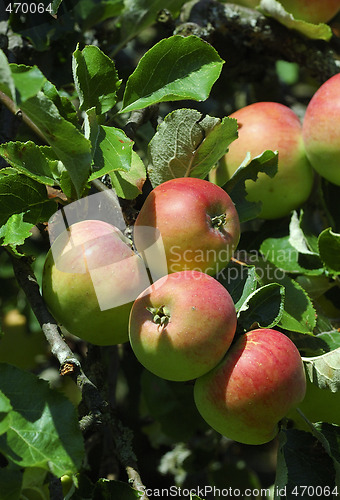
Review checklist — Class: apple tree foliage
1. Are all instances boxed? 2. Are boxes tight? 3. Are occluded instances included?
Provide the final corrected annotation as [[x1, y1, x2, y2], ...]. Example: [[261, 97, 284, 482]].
[[0, 0, 340, 498]]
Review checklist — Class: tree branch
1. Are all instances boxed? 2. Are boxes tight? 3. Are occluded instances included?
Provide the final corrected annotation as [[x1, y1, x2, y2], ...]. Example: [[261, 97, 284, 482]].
[[10, 253, 149, 499], [0, 90, 47, 143], [185, 0, 340, 82], [124, 105, 159, 141]]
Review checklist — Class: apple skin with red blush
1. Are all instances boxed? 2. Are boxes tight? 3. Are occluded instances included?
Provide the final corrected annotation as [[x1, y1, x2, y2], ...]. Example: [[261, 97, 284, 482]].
[[194, 328, 306, 445]]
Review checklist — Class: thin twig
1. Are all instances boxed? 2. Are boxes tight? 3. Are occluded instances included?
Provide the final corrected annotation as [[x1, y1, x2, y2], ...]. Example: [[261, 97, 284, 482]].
[[124, 105, 159, 141], [0, 90, 47, 143]]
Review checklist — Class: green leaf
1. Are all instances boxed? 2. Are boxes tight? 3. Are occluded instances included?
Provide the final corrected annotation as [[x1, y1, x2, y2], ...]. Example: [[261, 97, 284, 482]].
[[110, 151, 146, 199], [318, 228, 340, 274], [255, 258, 316, 334], [290, 331, 333, 358], [314, 422, 340, 486], [51, 0, 63, 14], [259, 0, 333, 41], [289, 211, 318, 256], [116, 0, 187, 54], [10, 64, 46, 103], [217, 261, 258, 311], [317, 331, 340, 352], [42, 81, 79, 127], [0, 363, 84, 477], [89, 125, 133, 179], [237, 283, 285, 331], [0, 213, 36, 254], [148, 109, 237, 187], [0, 467, 23, 500], [0, 390, 12, 436], [275, 429, 336, 499], [93, 478, 142, 499], [260, 236, 323, 276], [0, 172, 56, 228], [21, 467, 48, 493], [121, 35, 224, 113], [223, 150, 278, 223], [0, 49, 16, 101], [181, 116, 237, 179], [74, 0, 124, 30], [72, 45, 121, 115], [141, 370, 206, 441], [19, 92, 92, 198], [303, 348, 340, 392], [0, 141, 62, 186]]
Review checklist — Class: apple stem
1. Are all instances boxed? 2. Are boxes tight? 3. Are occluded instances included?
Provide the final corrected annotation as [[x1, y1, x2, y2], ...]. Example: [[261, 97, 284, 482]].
[[146, 305, 170, 328], [210, 214, 227, 229]]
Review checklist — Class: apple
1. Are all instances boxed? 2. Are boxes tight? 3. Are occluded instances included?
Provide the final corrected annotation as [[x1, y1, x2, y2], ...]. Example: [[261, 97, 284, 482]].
[[129, 270, 237, 382], [194, 328, 306, 445], [278, 0, 340, 24], [214, 102, 314, 219], [133, 177, 240, 277], [302, 73, 340, 186], [42, 220, 151, 346]]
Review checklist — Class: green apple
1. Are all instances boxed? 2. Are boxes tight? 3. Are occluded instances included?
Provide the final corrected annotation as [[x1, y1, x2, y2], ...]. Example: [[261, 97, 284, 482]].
[[194, 328, 306, 445], [129, 270, 237, 382], [42, 220, 150, 346], [303, 73, 340, 186], [215, 102, 314, 219]]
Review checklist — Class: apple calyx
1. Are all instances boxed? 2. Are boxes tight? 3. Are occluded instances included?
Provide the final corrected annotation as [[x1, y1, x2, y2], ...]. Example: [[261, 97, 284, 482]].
[[146, 305, 170, 328], [209, 213, 227, 230]]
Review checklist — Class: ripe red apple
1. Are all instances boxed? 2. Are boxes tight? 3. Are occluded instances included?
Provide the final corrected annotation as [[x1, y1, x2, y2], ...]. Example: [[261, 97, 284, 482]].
[[302, 73, 340, 186], [129, 270, 237, 382], [134, 177, 240, 277], [194, 328, 306, 445], [278, 0, 340, 24], [42, 220, 150, 345], [215, 102, 314, 219]]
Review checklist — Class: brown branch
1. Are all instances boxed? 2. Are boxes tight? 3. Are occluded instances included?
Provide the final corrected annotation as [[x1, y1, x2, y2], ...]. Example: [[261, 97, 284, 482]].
[[123, 105, 159, 141], [0, 90, 47, 143], [10, 252, 149, 499]]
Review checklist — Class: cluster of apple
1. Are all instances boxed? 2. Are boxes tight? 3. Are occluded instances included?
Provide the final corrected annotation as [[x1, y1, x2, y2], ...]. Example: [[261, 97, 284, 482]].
[[42, 177, 306, 445]]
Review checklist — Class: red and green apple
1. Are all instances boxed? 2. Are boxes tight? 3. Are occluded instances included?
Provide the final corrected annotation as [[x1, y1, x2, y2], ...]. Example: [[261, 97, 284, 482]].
[[303, 73, 340, 186], [129, 270, 237, 382], [194, 328, 306, 445], [213, 102, 314, 219], [134, 177, 240, 277], [42, 219, 150, 345]]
